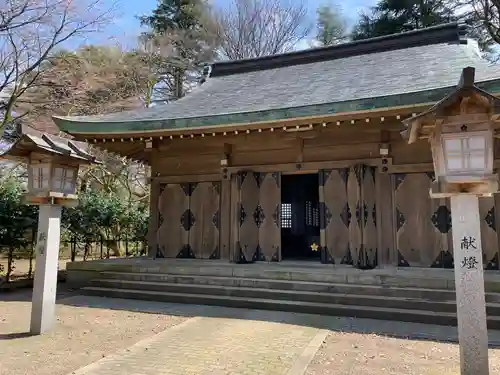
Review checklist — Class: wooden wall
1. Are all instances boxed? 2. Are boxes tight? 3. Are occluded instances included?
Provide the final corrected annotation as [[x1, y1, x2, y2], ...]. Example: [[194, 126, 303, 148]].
[[393, 172, 500, 269], [146, 122, 500, 269]]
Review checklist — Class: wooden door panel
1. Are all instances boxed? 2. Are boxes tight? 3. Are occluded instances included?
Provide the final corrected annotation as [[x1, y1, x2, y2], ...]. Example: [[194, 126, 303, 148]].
[[394, 173, 449, 267], [347, 166, 362, 266], [157, 183, 190, 258], [189, 182, 221, 259], [321, 169, 350, 264], [394, 173, 499, 269], [480, 197, 498, 270], [360, 166, 377, 268], [258, 172, 281, 261], [238, 171, 260, 262]]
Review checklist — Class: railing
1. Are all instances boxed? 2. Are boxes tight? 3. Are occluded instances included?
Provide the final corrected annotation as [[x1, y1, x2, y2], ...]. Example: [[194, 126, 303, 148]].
[[0, 235, 147, 284], [62, 236, 148, 261]]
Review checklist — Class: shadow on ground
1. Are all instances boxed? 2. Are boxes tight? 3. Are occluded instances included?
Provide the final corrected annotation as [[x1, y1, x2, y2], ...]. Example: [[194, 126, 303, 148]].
[[4, 284, 500, 347], [0, 332, 36, 340], [0, 282, 74, 302], [3, 283, 500, 347]]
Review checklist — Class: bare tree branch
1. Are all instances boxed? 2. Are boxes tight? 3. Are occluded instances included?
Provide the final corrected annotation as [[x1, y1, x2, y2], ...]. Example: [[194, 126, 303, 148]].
[[0, 0, 117, 134], [216, 0, 311, 60], [471, 0, 500, 44]]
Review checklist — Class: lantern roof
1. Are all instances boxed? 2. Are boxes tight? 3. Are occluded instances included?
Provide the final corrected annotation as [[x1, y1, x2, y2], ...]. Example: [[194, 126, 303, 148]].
[[402, 66, 500, 143], [0, 123, 98, 164]]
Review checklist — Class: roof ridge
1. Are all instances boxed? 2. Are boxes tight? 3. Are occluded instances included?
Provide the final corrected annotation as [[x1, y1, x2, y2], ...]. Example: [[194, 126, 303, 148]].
[[210, 22, 468, 77]]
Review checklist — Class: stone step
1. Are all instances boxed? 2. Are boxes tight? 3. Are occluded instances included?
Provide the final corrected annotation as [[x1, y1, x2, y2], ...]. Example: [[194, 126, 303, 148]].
[[97, 271, 500, 303], [90, 279, 500, 315], [84, 266, 455, 289], [80, 286, 500, 329]]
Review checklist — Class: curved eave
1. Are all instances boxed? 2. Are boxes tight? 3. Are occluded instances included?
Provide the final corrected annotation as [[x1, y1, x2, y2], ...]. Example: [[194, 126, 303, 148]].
[[0, 124, 99, 164], [53, 79, 500, 138]]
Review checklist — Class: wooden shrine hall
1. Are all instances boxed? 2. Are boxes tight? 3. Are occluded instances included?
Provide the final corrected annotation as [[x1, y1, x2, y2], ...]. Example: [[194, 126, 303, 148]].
[[53, 22, 500, 271]]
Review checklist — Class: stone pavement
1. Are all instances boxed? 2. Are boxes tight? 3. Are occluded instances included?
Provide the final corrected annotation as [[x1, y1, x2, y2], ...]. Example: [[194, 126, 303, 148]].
[[5, 293, 500, 375], [70, 315, 326, 375]]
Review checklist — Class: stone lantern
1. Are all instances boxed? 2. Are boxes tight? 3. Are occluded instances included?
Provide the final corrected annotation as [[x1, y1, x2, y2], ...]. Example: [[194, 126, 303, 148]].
[[26, 150, 81, 206], [404, 66, 500, 198], [0, 123, 97, 334], [402, 66, 500, 375]]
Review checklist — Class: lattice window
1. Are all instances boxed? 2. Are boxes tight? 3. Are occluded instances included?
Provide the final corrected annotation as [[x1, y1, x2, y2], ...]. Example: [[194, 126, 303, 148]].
[[31, 165, 50, 189], [305, 201, 320, 227], [305, 201, 313, 226], [443, 134, 488, 174], [312, 206, 319, 227], [52, 167, 75, 193], [281, 203, 292, 228]]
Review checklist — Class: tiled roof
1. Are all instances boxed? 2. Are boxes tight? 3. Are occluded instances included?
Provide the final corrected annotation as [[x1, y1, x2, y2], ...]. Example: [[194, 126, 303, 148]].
[[53, 22, 500, 135]]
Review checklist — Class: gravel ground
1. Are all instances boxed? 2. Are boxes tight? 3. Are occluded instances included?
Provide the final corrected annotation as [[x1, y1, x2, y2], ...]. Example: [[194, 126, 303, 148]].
[[0, 291, 187, 375], [3, 288, 500, 375], [305, 331, 500, 375]]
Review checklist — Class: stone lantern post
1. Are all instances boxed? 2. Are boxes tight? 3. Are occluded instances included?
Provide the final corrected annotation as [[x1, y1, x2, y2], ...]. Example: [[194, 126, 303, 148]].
[[403, 67, 500, 375], [0, 124, 97, 334]]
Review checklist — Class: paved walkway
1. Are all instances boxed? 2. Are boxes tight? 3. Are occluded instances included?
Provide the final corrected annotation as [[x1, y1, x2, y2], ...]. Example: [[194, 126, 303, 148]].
[[71, 316, 326, 375], [4, 292, 500, 375]]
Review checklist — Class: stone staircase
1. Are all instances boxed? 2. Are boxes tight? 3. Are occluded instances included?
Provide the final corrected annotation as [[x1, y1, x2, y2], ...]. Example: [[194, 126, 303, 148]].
[[79, 269, 500, 329]]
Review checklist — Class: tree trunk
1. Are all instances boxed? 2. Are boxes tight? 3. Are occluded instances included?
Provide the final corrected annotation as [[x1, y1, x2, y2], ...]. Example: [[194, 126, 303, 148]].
[[84, 242, 91, 261], [6, 247, 14, 282], [109, 240, 121, 257], [70, 238, 77, 262], [28, 228, 36, 279]]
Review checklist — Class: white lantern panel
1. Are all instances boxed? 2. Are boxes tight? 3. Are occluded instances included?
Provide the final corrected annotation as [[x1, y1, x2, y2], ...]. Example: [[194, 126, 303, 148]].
[[469, 152, 486, 170], [64, 180, 74, 191], [50, 166, 76, 193], [441, 130, 493, 177], [468, 135, 486, 151], [53, 167, 64, 178], [52, 167, 63, 190], [444, 138, 462, 152], [446, 155, 464, 171]]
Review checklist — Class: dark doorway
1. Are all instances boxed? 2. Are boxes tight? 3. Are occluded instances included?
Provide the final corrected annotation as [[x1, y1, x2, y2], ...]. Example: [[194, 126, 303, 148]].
[[281, 173, 320, 261]]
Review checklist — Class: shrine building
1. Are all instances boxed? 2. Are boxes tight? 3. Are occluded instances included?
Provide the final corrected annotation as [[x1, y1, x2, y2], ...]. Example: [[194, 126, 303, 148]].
[[53, 22, 500, 271]]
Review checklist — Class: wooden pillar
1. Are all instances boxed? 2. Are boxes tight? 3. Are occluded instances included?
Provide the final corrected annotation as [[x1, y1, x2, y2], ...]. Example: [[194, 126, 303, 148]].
[[375, 170, 396, 266], [318, 171, 327, 263], [229, 172, 240, 262], [147, 179, 160, 258], [219, 175, 231, 261]]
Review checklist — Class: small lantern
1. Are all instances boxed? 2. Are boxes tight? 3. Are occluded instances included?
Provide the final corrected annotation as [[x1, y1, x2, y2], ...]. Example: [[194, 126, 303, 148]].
[[0, 124, 97, 207], [28, 161, 78, 196], [403, 67, 500, 198]]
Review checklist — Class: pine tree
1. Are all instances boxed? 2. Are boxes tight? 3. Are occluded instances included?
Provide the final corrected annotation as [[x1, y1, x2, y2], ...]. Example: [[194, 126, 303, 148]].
[[139, 0, 219, 100], [351, 0, 458, 41], [316, 4, 347, 46]]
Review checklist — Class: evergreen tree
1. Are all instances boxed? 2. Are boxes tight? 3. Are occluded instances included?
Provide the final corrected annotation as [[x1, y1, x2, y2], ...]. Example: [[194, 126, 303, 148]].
[[351, 0, 458, 41], [316, 3, 347, 46], [139, 0, 219, 101]]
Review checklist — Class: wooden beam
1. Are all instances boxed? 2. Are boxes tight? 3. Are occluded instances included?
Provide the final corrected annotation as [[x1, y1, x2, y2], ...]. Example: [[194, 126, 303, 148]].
[[226, 158, 382, 174], [388, 163, 434, 173], [296, 137, 304, 164], [153, 173, 221, 183], [388, 160, 500, 174]]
